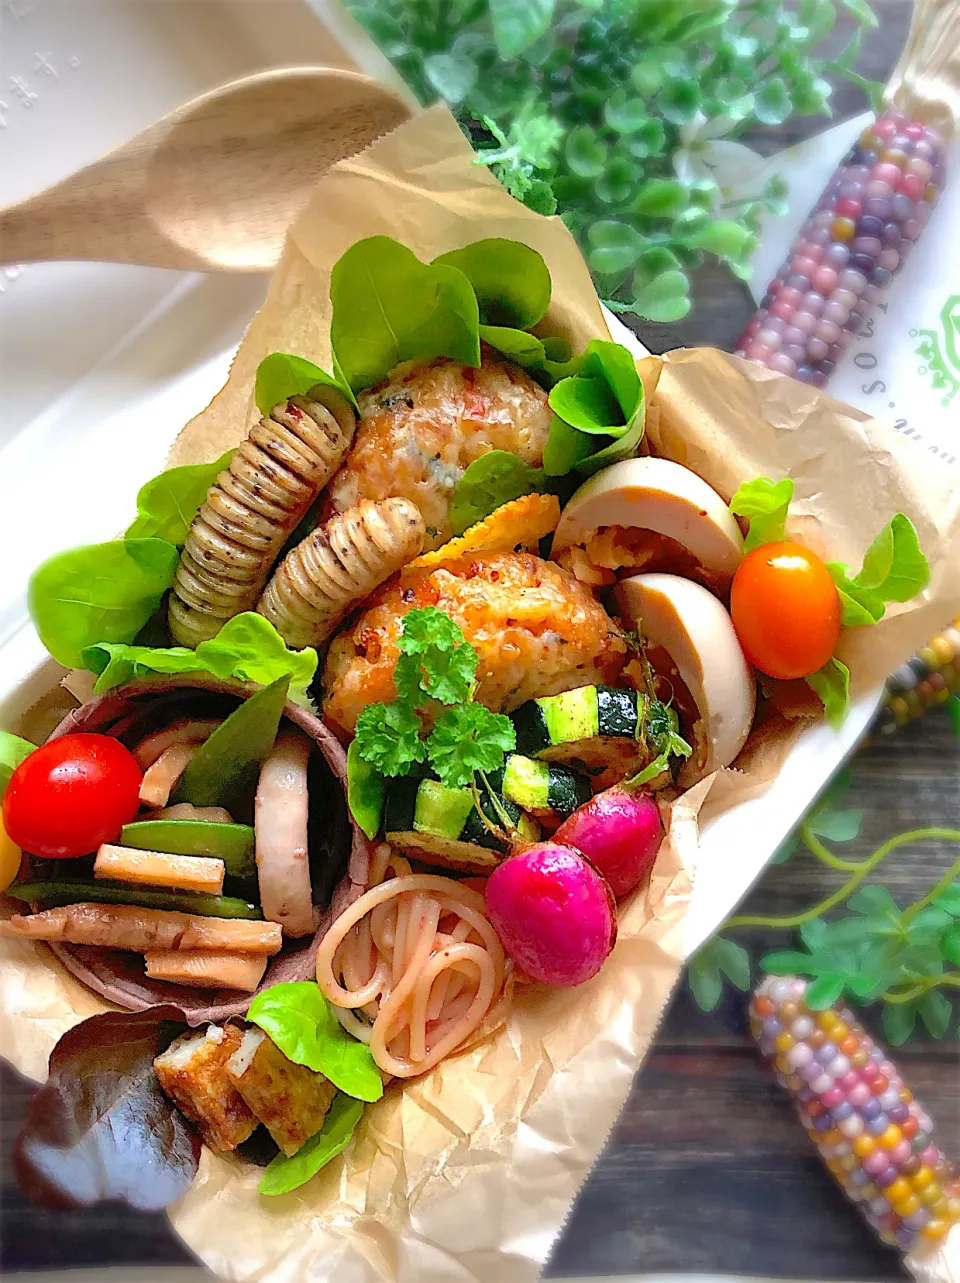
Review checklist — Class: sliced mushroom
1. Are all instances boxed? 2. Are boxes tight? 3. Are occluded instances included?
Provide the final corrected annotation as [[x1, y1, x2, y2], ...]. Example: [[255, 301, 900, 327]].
[[254, 732, 314, 938], [615, 572, 756, 785], [553, 457, 744, 589]]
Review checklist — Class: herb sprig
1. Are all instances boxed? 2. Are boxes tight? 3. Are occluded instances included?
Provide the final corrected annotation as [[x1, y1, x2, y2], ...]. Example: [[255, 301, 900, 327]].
[[347, 0, 883, 324], [351, 608, 517, 830], [687, 766, 960, 1046]]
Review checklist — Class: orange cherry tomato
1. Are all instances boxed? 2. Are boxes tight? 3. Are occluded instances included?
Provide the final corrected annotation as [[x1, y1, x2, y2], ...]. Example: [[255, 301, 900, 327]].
[[730, 541, 841, 680]]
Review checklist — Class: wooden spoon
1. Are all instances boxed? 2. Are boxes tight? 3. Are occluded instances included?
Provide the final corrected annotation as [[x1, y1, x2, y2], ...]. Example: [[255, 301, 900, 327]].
[[0, 67, 413, 272]]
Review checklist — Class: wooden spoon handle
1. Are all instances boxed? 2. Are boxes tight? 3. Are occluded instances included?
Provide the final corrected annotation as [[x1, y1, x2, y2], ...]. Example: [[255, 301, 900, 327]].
[[0, 174, 210, 272]]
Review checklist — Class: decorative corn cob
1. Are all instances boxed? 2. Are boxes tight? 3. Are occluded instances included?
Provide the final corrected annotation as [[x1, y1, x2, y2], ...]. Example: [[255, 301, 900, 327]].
[[734, 110, 946, 386], [882, 620, 960, 733], [879, 618, 960, 733], [750, 976, 960, 1252]]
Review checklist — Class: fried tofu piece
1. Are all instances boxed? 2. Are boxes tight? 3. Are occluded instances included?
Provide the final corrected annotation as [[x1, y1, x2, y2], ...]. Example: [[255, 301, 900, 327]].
[[154, 1025, 257, 1152], [226, 1027, 336, 1156]]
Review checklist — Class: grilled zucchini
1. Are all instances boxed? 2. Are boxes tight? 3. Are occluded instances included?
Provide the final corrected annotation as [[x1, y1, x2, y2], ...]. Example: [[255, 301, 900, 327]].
[[384, 777, 539, 873]]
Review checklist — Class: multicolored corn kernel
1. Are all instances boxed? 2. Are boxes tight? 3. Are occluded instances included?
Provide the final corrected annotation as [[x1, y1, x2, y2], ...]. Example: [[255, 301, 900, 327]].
[[880, 618, 960, 732], [750, 976, 960, 1253], [734, 110, 946, 387]]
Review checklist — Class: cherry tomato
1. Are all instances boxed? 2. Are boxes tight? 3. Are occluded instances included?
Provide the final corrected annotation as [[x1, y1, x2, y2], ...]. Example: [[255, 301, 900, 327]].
[[2, 734, 143, 859], [731, 541, 841, 680]]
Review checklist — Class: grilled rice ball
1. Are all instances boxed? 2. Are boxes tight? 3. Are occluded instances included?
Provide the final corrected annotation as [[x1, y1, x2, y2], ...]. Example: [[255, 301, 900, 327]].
[[322, 552, 629, 734], [325, 352, 552, 551]]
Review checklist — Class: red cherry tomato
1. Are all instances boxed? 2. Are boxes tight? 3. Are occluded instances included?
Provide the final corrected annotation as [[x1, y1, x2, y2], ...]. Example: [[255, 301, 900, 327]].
[[2, 734, 143, 859], [731, 541, 841, 680]]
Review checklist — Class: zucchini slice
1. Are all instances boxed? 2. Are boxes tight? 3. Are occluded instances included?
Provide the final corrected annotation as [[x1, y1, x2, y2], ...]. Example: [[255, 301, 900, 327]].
[[384, 777, 539, 873], [511, 685, 650, 790], [489, 754, 591, 822]]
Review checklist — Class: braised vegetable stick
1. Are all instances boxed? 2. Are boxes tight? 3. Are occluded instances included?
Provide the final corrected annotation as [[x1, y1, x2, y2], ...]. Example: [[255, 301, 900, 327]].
[[881, 617, 960, 732], [94, 844, 226, 895], [258, 498, 426, 648], [139, 743, 200, 808], [734, 110, 946, 386], [750, 976, 960, 1252], [0, 902, 282, 953], [168, 389, 356, 647], [144, 950, 267, 992]]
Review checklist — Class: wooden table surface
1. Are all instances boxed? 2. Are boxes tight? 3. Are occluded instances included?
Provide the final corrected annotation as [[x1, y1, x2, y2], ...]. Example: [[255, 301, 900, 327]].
[[3, 2, 958, 1277]]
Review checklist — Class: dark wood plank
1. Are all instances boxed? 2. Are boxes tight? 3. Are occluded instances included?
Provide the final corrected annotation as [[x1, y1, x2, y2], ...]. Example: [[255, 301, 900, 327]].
[[549, 708, 960, 1278]]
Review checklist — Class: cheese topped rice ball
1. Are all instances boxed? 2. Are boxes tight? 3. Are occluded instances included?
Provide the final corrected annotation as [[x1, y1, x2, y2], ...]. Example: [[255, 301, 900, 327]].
[[322, 552, 628, 734], [326, 354, 552, 551]]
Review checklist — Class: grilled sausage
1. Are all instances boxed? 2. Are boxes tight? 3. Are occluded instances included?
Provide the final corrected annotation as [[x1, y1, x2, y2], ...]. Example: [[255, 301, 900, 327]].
[[168, 389, 356, 647], [257, 498, 426, 648]]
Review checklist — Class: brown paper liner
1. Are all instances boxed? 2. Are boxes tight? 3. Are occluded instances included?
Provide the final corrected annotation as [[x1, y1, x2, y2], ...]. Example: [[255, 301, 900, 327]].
[[885, 0, 960, 141], [2, 105, 959, 1281]]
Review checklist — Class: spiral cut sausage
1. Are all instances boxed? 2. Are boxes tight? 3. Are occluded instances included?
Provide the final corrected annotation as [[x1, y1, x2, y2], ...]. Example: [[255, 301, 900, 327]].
[[168, 390, 356, 647], [257, 498, 426, 649]]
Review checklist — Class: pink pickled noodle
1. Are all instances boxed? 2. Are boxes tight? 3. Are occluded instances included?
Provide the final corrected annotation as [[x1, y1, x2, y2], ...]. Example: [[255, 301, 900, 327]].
[[315, 844, 509, 1077]]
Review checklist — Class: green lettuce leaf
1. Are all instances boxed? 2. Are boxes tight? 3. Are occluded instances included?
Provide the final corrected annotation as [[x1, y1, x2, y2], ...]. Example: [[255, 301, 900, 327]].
[[478, 325, 546, 370], [258, 1093, 363, 1197], [433, 239, 551, 328], [0, 731, 35, 799], [29, 538, 180, 670], [330, 236, 480, 391], [544, 340, 644, 476], [728, 477, 794, 552], [449, 451, 546, 534], [347, 738, 384, 841], [82, 613, 318, 702], [806, 656, 850, 728], [827, 514, 930, 627], [246, 981, 383, 1102], [125, 451, 234, 546], [254, 353, 357, 418]]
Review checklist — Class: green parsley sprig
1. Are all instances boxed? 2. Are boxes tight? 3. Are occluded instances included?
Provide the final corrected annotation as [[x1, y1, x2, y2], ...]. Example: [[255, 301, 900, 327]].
[[687, 766, 960, 1046], [351, 607, 517, 807]]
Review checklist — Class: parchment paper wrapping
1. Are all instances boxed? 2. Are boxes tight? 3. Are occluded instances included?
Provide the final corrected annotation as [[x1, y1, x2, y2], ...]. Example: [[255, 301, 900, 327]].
[[1, 105, 959, 1283]]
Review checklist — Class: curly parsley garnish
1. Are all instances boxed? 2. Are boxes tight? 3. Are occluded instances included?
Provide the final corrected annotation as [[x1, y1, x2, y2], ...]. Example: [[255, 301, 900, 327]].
[[427, 704, 517, 789], [350, 608, 517, 813]]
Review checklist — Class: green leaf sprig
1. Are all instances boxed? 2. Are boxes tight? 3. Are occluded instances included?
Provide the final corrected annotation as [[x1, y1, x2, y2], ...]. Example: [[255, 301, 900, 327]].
[[257, 1094, 364, 1197], [624, 696, 692, 787], [246, 982, 383, 1103], [728, 477, 930, 727], [346, 0, 883, 324], [688, 766, 960, 1044], [350, 607, 517, 833]]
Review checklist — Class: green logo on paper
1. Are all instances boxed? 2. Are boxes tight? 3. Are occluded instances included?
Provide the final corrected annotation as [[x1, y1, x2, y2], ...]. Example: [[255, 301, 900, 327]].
[[911, 294, 960, 406]]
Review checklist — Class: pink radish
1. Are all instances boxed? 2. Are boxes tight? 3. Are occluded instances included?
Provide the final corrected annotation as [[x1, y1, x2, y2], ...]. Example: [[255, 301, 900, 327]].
[[554, 788, 663, 899], [484, 842, 616, 987]]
